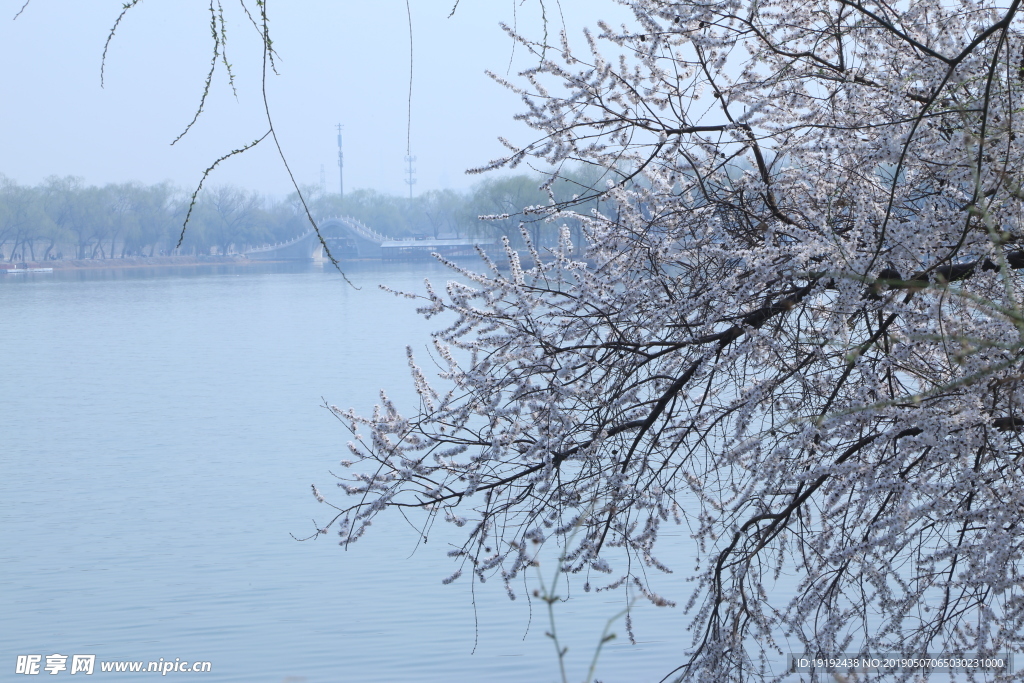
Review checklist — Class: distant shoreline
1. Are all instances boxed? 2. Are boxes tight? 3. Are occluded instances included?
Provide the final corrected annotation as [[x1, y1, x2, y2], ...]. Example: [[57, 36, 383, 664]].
[[0, 254, 565, 274], [0, 256, 320, 272]]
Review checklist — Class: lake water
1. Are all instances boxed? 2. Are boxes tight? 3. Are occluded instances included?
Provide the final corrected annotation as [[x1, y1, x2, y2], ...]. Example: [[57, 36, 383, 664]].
[[1, 261, 703, 682]]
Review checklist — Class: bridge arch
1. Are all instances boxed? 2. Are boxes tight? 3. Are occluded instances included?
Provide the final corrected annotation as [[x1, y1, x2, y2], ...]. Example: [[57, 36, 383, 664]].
[[244, 216, 388, 261]]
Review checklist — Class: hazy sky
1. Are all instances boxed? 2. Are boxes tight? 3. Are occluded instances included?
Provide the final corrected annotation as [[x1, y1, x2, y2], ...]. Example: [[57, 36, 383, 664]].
[[0, 1, 632, 198]]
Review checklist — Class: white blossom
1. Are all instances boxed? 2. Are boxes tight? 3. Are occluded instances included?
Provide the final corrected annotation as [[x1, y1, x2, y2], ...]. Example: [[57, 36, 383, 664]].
[[312, 2, 1024, 680]]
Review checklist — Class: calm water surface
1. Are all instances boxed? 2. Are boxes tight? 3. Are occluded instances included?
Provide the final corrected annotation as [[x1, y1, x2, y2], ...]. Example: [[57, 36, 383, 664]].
[[1, 262, 704, 682]]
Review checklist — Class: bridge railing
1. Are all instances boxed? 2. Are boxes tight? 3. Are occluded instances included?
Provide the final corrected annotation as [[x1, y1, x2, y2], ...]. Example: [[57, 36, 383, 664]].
[[323, 216, 391, 244], [244, 229, 317, 253], [243, 216, 400, 255]]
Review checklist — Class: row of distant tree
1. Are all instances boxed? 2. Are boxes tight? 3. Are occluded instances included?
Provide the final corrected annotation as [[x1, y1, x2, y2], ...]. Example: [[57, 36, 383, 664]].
[[0, 168, 605, 262]]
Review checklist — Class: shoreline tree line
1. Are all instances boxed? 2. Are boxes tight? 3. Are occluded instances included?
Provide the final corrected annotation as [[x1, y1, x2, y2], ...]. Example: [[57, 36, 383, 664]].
[[0, 169, 602, 262]]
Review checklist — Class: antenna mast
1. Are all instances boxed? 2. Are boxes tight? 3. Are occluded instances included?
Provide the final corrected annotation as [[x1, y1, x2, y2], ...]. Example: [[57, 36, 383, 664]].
[[336, 123, 344, 198], [404, 155, 416, 200], [404, 0, 415, 201]]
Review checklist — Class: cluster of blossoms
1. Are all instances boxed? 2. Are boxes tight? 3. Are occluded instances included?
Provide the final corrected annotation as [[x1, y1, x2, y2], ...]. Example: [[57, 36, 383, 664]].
[[316, 1, 1024, 680]]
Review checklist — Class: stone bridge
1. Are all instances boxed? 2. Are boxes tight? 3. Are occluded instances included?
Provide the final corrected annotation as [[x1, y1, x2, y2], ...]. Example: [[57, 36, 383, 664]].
[[244, 216, 389, 261], [244, 216, 497, 261]]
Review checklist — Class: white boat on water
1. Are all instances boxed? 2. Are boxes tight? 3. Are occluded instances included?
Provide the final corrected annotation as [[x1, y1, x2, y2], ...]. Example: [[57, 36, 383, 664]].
[[4, 267, 53, 274]]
